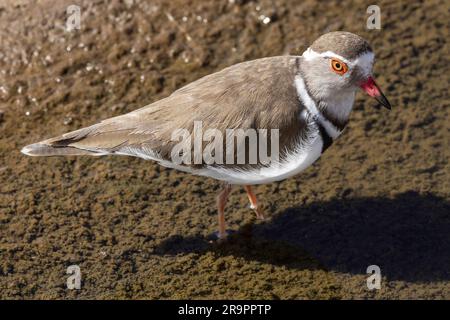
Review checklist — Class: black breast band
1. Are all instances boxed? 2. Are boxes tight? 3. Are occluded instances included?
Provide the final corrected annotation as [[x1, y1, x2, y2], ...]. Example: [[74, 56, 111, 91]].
[[317, 122, 333, 153]]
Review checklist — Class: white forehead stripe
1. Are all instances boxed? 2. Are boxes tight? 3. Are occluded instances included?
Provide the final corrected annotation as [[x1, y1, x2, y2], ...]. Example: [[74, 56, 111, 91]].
[[302, 48, 351, 64], [302, 47, 374, 76]]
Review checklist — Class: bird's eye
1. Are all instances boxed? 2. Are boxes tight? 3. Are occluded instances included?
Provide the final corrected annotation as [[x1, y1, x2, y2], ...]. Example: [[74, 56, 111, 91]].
[[331, 59, 348, 75]]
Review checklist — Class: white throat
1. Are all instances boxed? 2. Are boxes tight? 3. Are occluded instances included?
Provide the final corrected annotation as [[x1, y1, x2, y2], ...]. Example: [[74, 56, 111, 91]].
[[294, 74, 343, 139]]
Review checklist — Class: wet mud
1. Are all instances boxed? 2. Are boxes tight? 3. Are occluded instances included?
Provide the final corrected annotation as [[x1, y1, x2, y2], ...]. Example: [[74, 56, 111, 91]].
[[0, 0, 449, 299]]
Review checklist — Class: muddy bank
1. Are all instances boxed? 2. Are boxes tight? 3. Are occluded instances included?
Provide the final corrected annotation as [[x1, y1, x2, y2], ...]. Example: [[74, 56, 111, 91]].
[[0, 0, 449, 299]]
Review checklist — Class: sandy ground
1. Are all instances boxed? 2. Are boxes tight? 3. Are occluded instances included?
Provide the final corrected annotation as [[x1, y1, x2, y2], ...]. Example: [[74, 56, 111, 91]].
[[0, 0, 449, 299]]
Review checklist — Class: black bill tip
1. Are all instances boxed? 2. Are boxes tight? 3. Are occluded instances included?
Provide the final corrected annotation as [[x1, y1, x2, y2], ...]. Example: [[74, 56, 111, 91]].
[[374, 92, 392, 110]]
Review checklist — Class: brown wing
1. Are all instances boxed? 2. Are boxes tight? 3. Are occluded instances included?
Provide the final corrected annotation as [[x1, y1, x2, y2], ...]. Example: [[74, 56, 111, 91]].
[[23, 56, 307, 167]]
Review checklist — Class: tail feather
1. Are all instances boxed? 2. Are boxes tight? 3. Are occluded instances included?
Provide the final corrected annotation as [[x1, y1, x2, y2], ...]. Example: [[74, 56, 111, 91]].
[[21, 123, 111, 157], [21, 115, 152, 157], [21, 143, 103, 157]]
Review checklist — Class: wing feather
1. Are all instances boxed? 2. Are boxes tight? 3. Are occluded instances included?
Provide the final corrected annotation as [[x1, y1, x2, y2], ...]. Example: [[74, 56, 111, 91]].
[[23, 56, 307, 167]]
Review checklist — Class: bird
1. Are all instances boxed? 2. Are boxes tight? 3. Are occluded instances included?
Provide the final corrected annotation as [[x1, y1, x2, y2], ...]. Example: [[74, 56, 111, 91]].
[[22, 31, 391, 240]]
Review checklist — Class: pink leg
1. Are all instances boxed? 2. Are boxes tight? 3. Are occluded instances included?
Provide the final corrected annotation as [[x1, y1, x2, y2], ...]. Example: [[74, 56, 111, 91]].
[[244, 185, 265, 220], [216, 184, 232, 239]]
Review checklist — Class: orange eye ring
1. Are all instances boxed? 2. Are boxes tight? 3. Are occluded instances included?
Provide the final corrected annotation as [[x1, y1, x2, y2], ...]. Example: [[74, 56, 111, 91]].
[[331, 59, 348, 75]]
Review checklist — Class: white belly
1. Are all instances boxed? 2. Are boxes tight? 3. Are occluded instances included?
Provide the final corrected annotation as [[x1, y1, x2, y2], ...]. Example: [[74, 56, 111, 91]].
[[194, 128, 325, 185]]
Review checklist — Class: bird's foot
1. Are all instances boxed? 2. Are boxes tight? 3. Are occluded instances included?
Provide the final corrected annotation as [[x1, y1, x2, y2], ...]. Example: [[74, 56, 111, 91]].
[[249, 204, 265, 220], [209, 230, 235, 242]]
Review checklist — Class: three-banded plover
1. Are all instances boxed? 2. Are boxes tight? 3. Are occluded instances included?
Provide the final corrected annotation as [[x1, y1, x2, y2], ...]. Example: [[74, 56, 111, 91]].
[[22, 31, 391, 239]]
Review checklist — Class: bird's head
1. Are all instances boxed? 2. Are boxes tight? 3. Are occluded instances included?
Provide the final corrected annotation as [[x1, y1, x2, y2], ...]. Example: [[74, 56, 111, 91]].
[[300, 31, 391, 110]]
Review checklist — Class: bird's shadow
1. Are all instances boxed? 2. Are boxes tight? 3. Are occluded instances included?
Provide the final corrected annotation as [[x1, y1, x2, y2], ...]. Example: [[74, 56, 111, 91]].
[[154, 191, 450, 282]]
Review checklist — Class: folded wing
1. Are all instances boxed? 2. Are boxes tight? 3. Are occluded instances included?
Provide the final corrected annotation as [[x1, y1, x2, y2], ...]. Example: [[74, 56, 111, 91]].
[[22, 56, 306, 169]]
